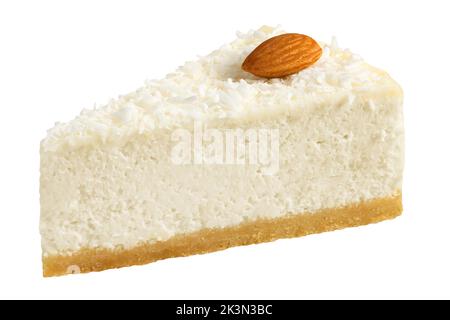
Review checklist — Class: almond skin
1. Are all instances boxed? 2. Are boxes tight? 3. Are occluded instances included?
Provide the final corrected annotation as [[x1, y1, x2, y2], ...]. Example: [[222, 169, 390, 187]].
[[242, 33, 322, 78]]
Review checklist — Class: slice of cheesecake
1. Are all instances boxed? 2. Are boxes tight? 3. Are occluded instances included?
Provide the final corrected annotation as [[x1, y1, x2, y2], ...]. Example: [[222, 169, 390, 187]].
[[40, 26, 404, 277]]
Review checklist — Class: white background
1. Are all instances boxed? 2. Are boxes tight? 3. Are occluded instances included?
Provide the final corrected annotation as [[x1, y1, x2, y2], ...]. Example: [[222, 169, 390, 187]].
[[0, 0, 449, 300]]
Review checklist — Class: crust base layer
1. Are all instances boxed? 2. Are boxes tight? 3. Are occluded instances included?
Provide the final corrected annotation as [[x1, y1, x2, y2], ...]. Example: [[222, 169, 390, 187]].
[[43, 194, 402, 277]]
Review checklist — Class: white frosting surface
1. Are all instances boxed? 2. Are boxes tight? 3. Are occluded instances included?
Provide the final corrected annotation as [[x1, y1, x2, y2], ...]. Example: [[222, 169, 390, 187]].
[[41, 26, 397, 152]]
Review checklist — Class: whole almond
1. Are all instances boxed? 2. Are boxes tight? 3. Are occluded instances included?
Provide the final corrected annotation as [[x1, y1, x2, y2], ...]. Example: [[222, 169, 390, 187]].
[[242, 33, 322, 78]]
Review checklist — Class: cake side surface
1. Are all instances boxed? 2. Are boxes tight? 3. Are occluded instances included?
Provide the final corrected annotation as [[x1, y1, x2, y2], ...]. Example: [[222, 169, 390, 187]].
[[40, 89, 403, 256]]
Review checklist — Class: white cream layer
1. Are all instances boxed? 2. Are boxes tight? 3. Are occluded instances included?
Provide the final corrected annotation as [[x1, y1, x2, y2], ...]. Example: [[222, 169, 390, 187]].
[[40, 93, 403, 256]]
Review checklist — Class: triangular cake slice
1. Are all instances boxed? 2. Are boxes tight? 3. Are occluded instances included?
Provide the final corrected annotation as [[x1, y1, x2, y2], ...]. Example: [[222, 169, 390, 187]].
[[40, 26, 404, 276]]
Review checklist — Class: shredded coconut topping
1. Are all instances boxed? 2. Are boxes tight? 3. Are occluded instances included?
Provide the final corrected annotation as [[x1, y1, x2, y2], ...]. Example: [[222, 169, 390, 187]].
[[42, 25, 392, 152]]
